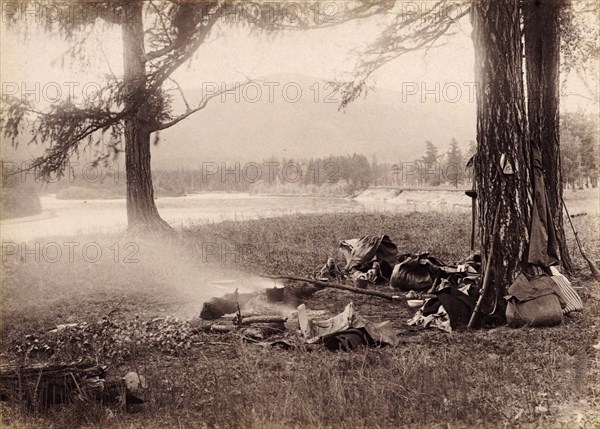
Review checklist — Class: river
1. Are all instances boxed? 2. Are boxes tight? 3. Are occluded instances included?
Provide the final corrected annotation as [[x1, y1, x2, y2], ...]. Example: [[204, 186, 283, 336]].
[[1, 191, 472, 242]]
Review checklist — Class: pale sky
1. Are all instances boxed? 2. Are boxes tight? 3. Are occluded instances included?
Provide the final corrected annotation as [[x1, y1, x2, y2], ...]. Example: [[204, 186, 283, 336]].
[[1, 4, 597, 120], [1, 13, 474, 89]]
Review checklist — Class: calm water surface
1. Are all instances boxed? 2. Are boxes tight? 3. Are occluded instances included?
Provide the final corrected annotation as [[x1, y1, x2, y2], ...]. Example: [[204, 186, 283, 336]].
[[1, 192, 469, 241]]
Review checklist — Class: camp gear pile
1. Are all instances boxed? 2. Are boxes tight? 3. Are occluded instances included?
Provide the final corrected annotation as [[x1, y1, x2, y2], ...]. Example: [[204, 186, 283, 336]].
[[196, 229, 584, 352]]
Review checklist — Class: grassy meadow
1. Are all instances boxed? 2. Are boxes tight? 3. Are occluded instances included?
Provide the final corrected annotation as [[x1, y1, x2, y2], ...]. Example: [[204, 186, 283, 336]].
[[0, 209, 599, 428]]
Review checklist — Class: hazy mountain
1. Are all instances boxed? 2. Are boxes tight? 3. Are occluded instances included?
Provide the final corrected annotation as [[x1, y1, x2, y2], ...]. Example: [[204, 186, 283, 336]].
[[153, 73, 476, 168], [1, 73, 477, 170]]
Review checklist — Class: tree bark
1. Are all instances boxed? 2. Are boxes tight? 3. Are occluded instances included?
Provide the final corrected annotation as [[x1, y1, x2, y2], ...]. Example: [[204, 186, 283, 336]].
[[472, 0, 532, 296], [523, 0, 573, 273], [122, 2, 173, 235]]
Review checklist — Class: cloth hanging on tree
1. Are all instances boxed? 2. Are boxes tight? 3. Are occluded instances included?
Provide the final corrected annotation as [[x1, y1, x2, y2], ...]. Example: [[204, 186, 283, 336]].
[[527, 146, 560, 268]]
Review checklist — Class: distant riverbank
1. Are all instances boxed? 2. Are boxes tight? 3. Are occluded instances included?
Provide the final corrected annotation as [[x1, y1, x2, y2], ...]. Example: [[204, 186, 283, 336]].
[[2, 188, 595, 242]]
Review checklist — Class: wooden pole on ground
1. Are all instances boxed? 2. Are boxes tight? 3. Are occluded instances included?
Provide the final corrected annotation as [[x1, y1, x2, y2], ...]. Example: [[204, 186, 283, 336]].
[[261, 275, 401, 301]]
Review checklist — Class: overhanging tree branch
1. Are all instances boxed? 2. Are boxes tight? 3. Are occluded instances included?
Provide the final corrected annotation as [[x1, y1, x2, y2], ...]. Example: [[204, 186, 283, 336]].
[[335, 2, 470, 107], [1, 0, 399, 230], [155, 79, 253, 131]]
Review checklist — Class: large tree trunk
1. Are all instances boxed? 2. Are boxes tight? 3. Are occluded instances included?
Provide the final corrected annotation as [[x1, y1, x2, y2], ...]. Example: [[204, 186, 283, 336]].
[[472, 0, 532, 297], [523, 0, 573, 273], [122, 2, 172, 235]]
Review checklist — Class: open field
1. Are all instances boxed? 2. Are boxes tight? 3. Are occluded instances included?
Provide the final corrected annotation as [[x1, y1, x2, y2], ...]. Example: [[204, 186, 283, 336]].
[[1, 210, 599, 428]]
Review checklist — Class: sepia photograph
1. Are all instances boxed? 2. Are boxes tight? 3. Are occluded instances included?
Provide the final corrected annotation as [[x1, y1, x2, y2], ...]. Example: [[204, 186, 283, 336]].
[[0, 0, 599, 427]]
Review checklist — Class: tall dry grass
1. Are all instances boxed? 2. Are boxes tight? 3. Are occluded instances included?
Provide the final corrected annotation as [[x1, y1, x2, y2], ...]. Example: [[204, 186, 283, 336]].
[[1, 211, 598, 428]]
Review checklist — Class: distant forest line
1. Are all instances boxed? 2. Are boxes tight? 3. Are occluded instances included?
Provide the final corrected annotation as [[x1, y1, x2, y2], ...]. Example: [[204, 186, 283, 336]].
[[0, 111, 598, 216]]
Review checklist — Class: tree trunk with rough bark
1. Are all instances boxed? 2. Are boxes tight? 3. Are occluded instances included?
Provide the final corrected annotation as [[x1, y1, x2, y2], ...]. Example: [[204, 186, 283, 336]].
[[472, 0, 532, 297], [122, 2, 173, 235], [523, 0, 573, 273]]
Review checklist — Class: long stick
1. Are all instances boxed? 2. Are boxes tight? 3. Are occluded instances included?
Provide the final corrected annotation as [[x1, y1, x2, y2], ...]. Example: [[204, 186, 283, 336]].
[[468, 201, 502, 329], [470, 198, 477, 251], [261, 275, 400, 301], [239, 316, 287, 325], [562, 199, 600, 279]]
